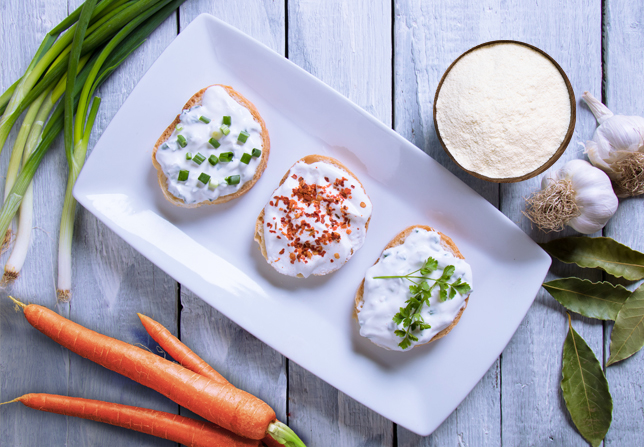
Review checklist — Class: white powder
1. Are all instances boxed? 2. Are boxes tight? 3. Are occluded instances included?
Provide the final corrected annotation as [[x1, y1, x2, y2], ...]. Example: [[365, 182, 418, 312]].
[[435, 43, 571, 179]]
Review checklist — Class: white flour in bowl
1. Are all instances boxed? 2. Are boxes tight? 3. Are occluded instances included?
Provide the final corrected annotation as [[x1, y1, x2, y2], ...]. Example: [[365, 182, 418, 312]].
[[435, 42, 571, 179]]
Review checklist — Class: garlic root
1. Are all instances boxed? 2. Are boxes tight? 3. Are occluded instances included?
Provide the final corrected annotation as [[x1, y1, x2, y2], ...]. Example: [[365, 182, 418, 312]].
[[524, 180, 580, 232]]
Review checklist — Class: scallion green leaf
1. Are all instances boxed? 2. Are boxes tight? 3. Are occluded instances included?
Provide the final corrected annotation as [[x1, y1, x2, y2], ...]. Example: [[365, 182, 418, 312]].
[[208, 137, 220, 148], [208, 179, 218, 190], [199, 115, 210, 124], [222, 115, 231, 125], [192, 152, 206, 165], [185, 152, 192, 160], [219, 152, 233, 162], [220, 124, 230, 135], [198, 172, 210, 185], [208, 154, 219, 166], [225, 175, 240, 185], [178, 170, 189, 181], [177, 134, 187, 147], [240, 153, 251, 164], [252, 148, 261, 157], [237, 130, 250, 144]]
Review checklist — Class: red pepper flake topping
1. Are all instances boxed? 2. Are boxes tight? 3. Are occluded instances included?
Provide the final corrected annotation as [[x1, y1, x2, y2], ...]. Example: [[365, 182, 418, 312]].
[[267, 171, 360, 265], [279, 249, 285, 255], [360, 202, 366, 208]]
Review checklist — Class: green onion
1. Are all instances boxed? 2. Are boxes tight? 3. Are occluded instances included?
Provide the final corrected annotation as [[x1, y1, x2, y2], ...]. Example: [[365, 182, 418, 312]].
[[208, 180, 218, 190], [176, 124, 183, 131], [199, 115, 210, 124], [198, 172, 211, 184], [211, 129, 223, 140], [185, 152, 192, 160], [192, 152, 206, 165], [208, 154, 219, 166], [225, 175, 241, 185], [237, 130, 250, 144], [220, 124, 230, 135], [223, 115, 231, 125], [219, 152, 233, 162], [177, 134, 187, 147], [252, 148, 262, 157], [240, 153, 251, 164], [208, 137, 220, 148], [178, 170, 189, 181]]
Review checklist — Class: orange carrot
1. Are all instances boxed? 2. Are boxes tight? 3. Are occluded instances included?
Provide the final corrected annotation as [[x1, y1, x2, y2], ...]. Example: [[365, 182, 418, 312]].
[[15, 300, 274, 440], [137, 313, 286, 447], [137, 313, 227, 383], [8, 393, 258, 447]]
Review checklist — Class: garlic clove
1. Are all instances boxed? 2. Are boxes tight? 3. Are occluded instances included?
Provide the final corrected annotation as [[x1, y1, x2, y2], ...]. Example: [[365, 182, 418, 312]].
[[583, 91, 614, 125]]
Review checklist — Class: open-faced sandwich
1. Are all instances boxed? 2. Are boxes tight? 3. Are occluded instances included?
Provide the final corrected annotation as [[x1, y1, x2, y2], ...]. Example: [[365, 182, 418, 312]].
[[152, 84, 269, 207], [355, 225, 473, 351], [254, 155, 372, 278]]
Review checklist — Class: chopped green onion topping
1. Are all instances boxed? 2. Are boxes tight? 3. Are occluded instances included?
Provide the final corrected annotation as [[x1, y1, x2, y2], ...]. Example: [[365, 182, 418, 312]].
[[208, 154, 219, 166], [219, 152, 234, 162], [240, 153, 252, 164], [211, 129, 223, 140], [223, 115, 231, 125], [252, 148, 262, 158], [209, 137, 221, 148], [178, 170, 189, 181], [185, 152, 193, 160], [177, 135, 187, 147], [199, 115, 211, 124], [198, 172, 211, 185], [225, 175, 241, 185], [192, 153, 206, 165], [220, 124, 230, 135], [208, 180, 218, 190], [237, 130, 250, 144], [176, 124, 183, 131]]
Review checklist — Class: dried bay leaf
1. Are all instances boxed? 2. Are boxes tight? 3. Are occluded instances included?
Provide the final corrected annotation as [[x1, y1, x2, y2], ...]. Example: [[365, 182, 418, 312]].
[[541, 237, 644, 281], [543, 278, 630, 320], [607, 284, 644, 366], [561, 315, 612, 447]]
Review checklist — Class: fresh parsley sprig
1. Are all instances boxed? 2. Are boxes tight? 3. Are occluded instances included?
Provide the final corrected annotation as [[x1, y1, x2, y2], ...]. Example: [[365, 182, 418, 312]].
[[374, 256, 471, 350]]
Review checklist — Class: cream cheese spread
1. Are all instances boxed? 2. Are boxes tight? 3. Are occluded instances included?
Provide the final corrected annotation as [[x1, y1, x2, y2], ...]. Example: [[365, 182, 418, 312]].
[[155, 86, 264, 204], [358, 228, 473, 351], [262, 159, 372, 278]]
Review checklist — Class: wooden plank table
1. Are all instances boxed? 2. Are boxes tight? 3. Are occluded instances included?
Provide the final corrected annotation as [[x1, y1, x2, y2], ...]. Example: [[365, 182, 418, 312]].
[[1, 1, 642, 445]]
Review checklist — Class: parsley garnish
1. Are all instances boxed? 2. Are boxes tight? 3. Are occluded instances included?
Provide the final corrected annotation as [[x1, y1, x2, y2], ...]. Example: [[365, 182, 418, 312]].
[[374, 257, 471, 350]]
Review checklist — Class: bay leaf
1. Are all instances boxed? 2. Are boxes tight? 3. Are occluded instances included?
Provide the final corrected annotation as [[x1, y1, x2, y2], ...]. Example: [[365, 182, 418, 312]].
[[561, 315, 612, 447], [607, 284, 644, 366], [540, 237, 644, 281], [543, 278, 631, 320]]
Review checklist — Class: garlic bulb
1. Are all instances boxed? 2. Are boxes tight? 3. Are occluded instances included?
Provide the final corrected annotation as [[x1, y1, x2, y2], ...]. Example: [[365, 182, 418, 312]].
[[524, 159, 618, 234], [582, 91, 644, 197]]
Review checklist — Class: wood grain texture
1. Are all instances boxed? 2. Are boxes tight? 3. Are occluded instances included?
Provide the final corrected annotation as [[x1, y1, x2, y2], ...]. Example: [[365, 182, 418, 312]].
[[287, 1, 393, 445], [178, 0, 288, 433], [603, 1, 644, 445], [394, 1, 502, 445], [494, 1, 605, 446], [0, 1, 71, 446], [61, 2, 180, 446]]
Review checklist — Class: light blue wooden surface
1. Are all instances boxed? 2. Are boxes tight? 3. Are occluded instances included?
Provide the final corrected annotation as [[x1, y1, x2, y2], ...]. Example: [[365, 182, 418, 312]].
[[0, 1, 642, 446]]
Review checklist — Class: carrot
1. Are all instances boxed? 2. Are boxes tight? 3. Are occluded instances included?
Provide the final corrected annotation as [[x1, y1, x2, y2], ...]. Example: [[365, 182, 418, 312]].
[[137, 313, 288, 447], [12, 299, 275, 441], [137, 312, 227, 383], [5, 393, 258, 447]]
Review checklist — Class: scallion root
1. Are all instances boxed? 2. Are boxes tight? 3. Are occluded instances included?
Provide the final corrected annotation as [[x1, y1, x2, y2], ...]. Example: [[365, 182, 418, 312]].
[[614, 152, 644, 197], [1, 268, 19, 286], [57, 289, 71, 303], [1, 229, 12, 252], [523, 180, 581, 232]]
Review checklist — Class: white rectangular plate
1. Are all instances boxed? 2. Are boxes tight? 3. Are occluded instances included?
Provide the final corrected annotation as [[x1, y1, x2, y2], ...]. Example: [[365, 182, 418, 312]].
[[74, 14, 551, 436]]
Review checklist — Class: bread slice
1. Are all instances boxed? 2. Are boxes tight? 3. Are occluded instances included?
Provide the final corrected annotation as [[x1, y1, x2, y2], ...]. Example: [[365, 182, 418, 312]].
[[152, 84, 270, 207], [254, 154, 371, 277], [355, 225, 469, 346]]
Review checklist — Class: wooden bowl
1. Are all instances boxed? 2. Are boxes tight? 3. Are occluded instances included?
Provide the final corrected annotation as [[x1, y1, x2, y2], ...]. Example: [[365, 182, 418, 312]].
[[433, 40, 576, 183]]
